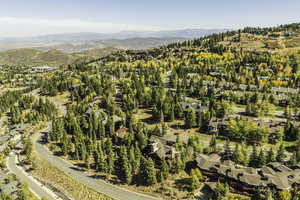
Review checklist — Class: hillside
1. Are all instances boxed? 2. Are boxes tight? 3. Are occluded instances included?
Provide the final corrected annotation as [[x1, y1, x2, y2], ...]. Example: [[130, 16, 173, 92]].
[[0, 47, 118, 66], [218, 24, 300, 52], [34, 37, 188, 53]]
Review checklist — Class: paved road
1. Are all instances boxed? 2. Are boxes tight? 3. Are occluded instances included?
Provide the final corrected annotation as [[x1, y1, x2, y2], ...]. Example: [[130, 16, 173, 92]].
[[7, 152, 59, 200], [34, 133, 162, 200]]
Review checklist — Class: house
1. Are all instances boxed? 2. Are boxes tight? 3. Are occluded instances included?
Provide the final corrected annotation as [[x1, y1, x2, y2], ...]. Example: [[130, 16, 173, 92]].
[[0, 171, 20, 200], [149, 138, 179, 160], [26, 66, 57, 74], [195, 154, 221, 177], [0, 181, 19, 198], [148, 134, 189, 161], [194, 153, 299, 192], [207, 118, 228, 135], [70, 83, 85, 90], [85, 108, 123, 129], [180, 101, 209, 112], [89, 96, 102, 107]]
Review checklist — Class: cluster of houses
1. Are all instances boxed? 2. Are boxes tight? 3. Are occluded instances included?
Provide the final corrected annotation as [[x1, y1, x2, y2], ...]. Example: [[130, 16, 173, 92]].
[[196, 153, 300, 194], [146, 129, 299, 194], [0, 124, 28, 152], [200, 80, 299, 95], [0, 170, 21, 199], [25, 65, 57, 74]]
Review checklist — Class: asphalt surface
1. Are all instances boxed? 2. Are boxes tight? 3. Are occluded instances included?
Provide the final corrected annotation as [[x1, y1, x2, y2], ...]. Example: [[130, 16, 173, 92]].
[[7, 152, 58, 200], [34, 133, 162, 200]]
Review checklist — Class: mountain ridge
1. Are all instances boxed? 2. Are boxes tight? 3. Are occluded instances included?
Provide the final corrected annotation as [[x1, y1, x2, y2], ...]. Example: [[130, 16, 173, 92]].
[[0, 28, 228, 51]]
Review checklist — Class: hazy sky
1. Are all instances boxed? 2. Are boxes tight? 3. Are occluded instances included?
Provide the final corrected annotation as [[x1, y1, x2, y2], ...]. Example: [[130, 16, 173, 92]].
[[1, 0, 300, 37]]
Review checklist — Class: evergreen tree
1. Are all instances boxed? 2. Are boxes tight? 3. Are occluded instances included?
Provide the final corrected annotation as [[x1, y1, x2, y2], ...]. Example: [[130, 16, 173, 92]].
[[258, 149, 266, 167], [197, 110, 202, 128], [232, 144, 243, 164], [209, 134, 217, 153], [213, 182, 229, 200], [140, 157, 157, 186], [289, 151, 297, 167], [224, 139, 232, 159], [174, 156, 185, 174], [249, 145, 259, 167], [119, 146, 132, 184], [276, 144, 286, 162], [190, 169, 201, 191], [185, 107, 196, 128], [170, 106, 175, 121], [160, 159, 169, 181], [266, 148, 276, 163]]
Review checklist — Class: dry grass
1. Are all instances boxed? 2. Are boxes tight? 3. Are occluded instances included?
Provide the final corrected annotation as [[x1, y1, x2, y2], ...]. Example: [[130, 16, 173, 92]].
[[227, 193, 251, 200], [48, 91, 70, 104], [31, 157, 113, 200], [120, 171, 192, 200]]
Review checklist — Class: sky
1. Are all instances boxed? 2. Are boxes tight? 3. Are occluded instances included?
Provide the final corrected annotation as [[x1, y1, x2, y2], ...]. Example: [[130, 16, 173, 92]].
[[0, 0, 300, 37]]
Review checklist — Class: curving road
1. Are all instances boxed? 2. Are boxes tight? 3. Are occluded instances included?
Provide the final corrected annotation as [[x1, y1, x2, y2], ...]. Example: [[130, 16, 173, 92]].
[[34, 133, 162, 200], [7, 152, 59, 200]]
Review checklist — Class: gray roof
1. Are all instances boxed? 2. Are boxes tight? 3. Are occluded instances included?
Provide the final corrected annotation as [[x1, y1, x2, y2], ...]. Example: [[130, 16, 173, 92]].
[[180, 102, 208, 112], [268, 162, 293, 173], [265, 174, 291, 190], [195, 153, 296, 190], [239, 173, 264, 187], [149, 134, 189, 145], [0, 181, 19, 195], [196, 154, 221, 171]]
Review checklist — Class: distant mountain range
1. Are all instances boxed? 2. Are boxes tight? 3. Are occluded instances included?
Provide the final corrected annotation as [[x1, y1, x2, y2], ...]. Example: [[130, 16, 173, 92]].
[[34, 37, 189, 53], [0, 29, 228, 52]]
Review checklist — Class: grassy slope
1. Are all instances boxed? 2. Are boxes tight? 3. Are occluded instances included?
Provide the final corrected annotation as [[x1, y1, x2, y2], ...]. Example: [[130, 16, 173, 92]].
[[219, 26, 300, 52]]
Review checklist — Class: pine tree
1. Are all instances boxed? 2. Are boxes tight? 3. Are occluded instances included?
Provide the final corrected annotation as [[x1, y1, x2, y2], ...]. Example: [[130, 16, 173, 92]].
[[160, 109, 164, 123], [209, 134, 217, 153], [97, 148, 107, 172], [266, 148, 276, 164], [174, 156, 185, 174], [224, 139, 232, 159], [160, 159, 169, 181], [191, 169, 201, 191], [258, 149, 266, 167], [249, 145, 259, 167], [141, 157, 157, 186], [170, 107, 175, 121], [134, 145, 142, 171], [119, 146, 132, 184], [289, 151, 297, 167], [276, 144, 285, 162], [232, 144, 243, 164], [197, 111, 202, 129], [240, 143, 249, 166], [185, 107, 196, 128], [213, 182, 229, 200]]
